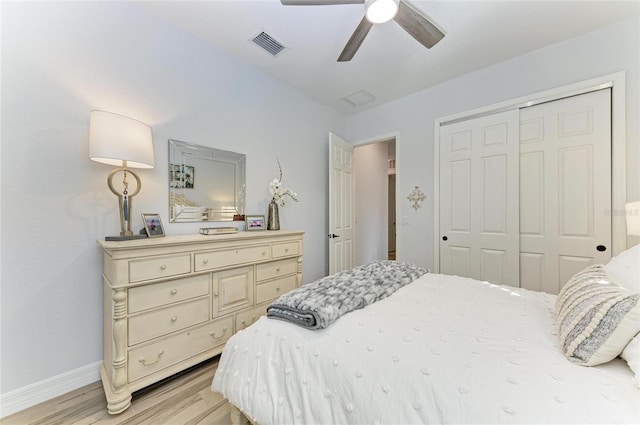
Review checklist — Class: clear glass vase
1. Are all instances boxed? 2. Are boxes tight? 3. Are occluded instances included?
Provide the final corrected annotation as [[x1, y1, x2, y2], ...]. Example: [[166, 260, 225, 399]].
[[267, 200, 280, 230]]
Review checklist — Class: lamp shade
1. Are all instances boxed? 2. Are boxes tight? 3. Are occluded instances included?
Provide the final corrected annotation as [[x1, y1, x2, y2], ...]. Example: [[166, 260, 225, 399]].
[[626, 201, 640, 236], [89, 110, 155, 169]]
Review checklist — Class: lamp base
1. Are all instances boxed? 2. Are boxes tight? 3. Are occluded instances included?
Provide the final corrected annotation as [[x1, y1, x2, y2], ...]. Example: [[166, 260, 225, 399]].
[[105, 235, 148, 241]]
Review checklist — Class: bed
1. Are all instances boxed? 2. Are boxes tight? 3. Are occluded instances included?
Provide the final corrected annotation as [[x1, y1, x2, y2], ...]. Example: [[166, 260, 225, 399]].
[[212, 251, 640, 424]]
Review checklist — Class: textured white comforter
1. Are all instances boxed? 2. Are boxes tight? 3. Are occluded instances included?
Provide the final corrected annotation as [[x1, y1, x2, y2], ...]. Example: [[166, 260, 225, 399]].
[[212, 273, 640, 424]]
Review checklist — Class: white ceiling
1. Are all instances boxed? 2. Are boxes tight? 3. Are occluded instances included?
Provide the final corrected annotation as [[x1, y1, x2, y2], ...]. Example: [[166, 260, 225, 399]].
[[134, 0, 639, 115]]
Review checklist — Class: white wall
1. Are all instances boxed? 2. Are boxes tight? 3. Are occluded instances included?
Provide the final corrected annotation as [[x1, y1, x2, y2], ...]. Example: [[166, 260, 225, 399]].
[[346, 16, 640, 271], [353, 142, 388, 265], [0, 1, 345, 395]]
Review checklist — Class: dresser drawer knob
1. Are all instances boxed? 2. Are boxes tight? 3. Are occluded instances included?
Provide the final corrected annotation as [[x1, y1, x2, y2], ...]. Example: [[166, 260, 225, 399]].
[[285, 248, 289, 252], [276, 267, 281, 272], [241, 316, 258, 327], [171, 316, 178, 323], [214, 292, 219, 298], [170, 289, 178, 295], [262, 251, 266, 256], [235, 250, 239, 254], [276, 287, 281, 292], [160, 264, 167, 270], [203, 259, 209, 264], [210, 327, 228, 339], [139, 350, 164, 367]]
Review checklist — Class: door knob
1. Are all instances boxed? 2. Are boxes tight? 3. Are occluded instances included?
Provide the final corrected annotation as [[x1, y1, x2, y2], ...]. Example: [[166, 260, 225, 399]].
[[328, 234, 341, 239], [442, 236, 448, 241], [596, 245, 607, 252]]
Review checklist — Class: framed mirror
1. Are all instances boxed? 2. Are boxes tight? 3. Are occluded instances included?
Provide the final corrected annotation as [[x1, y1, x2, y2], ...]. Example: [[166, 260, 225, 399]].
[[168, 139, 246, 223]]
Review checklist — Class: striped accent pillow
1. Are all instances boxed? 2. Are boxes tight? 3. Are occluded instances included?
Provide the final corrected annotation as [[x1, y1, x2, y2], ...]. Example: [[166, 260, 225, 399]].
[[555, 264, 640, 366]]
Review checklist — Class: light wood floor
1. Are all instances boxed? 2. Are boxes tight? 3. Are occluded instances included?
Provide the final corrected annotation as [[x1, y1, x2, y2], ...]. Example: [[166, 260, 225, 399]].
[[3, 356, 232, 425]]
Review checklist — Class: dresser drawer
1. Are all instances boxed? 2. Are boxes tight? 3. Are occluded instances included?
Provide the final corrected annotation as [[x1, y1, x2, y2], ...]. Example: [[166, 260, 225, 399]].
[[256, 275, 297, 304], [128, 316, 233, 382], [129, 275, 209, 314], [272, 241, 299, 258], [128, 297, 209, 346], [195, 245, 269, 271], [236, 304, 268, 331], [256, 258, 297, 282], [129, 254, 191, 283]]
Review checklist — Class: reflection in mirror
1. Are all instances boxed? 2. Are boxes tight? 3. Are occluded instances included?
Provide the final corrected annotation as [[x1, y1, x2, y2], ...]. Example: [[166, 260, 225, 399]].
[[168, 139, 246, 223]]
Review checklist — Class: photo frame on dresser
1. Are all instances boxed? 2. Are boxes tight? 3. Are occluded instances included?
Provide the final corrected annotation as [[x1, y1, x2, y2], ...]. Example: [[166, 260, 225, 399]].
[[142, 213, 165, 237], [245, 215, 266, 231]]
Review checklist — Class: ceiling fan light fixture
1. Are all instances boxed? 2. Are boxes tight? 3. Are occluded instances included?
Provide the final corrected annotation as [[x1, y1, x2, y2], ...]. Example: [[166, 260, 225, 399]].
[[365, 0, 399, 24]]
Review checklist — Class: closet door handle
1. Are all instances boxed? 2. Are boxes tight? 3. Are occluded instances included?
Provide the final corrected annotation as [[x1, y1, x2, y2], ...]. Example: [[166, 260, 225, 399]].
[[442, 236, 448, 241], [596, 245, 607, 252]]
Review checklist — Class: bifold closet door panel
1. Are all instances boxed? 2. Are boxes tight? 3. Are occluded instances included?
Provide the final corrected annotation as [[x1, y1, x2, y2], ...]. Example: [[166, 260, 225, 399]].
[[439, 109, 520, 287], [519, 88, 612, 294]]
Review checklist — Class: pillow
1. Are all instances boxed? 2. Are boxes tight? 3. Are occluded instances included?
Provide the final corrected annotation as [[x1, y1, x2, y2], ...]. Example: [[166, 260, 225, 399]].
[[621, 334, 640, 388], [604, 244, 640, 293], [555, 264, 640, 366]]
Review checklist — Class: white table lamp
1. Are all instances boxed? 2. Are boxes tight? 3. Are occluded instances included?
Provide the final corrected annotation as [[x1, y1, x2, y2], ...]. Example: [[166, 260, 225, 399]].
[[89, 110, 155, 240]]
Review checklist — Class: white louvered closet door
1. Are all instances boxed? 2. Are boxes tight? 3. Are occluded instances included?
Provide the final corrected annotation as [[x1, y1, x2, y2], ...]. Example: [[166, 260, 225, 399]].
[[439, 110, 520, 287], [519, 89, 612, 294]]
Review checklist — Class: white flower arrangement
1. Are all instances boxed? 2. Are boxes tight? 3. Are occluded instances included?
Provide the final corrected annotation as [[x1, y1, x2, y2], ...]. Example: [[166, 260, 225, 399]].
[[269, 159, 298, 207]]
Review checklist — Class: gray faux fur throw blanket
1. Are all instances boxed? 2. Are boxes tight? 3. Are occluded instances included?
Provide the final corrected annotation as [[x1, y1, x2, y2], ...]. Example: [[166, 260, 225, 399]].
[[266, 260, 428, 329]]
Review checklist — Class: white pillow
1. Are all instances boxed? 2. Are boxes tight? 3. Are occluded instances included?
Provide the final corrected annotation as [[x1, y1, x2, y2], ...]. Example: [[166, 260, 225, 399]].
[[621, 334, 640, 388], [604, 244, 640, 293], [555, 264, 640, 366]]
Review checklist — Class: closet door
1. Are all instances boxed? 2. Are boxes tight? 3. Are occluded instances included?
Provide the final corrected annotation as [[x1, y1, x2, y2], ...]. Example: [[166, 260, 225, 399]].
[[519, 89, 611, 294], [439, 110, 520, 286]]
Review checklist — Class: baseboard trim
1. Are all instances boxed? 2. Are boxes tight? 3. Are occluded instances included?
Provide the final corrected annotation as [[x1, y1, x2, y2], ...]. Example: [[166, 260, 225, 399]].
[[0, 361, 102, 418]]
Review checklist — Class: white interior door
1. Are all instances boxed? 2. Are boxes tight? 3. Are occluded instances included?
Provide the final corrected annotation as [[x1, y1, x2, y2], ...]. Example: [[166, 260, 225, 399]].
[[519, 89, 612, 294], [329, 132, 355, 275], [439, 110, 520, 286]]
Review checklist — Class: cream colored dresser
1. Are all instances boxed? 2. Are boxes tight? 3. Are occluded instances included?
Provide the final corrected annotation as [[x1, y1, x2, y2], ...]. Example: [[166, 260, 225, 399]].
[[98, 230, 303, 414]]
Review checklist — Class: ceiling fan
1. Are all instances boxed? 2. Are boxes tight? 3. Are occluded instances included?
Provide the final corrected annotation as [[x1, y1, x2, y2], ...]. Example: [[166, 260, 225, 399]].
[[280, 0, 445, 62]]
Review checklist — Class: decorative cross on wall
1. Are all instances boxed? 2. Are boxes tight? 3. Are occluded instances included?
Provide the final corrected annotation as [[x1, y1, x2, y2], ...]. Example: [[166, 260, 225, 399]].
[[407, 186, 426, 211]]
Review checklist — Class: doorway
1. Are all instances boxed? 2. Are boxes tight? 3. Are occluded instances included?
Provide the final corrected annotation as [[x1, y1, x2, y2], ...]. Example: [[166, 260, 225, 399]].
[[353, 138, 396, 266]]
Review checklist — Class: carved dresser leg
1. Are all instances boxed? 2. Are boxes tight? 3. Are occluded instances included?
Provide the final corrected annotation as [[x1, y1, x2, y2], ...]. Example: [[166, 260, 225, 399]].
[[103, 288, 132, 414]]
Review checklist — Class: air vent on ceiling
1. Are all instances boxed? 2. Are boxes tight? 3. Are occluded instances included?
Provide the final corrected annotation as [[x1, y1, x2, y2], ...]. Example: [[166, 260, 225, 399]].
[[342, 90, 375, 107], [252, 31, 287, 57]]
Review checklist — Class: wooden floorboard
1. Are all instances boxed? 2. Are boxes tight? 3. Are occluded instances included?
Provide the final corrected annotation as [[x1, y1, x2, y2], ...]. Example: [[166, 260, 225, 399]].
[[3, 357, 231, 425]]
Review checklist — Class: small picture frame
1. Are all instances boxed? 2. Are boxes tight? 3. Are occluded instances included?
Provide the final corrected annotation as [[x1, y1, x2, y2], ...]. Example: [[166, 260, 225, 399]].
[[169, 164, 195, 189], [245, 215, 266, 231], [142, 213, 165, 238]]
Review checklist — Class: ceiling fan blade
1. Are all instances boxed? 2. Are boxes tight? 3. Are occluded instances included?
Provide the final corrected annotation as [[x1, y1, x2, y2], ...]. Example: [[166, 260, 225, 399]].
[[281, 0, 363, 5], [393, 0, 445, 49], [337, 16, 373, 62]]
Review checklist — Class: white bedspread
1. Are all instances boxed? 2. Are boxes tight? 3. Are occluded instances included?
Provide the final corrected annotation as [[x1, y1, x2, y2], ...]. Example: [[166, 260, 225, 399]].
[[212, 273, 640, 424]]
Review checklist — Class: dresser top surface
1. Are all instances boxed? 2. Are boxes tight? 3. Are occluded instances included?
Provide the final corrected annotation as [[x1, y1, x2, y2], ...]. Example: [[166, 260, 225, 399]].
[[98, 230, 304, 251]]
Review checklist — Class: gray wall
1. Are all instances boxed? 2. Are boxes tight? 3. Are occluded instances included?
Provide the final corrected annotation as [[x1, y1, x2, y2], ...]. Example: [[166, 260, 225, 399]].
[[354, 142, 389, 265]]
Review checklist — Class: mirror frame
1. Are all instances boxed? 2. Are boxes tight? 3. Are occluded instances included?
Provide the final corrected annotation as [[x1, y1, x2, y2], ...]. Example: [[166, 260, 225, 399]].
[[168, 139, 246, 223]]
